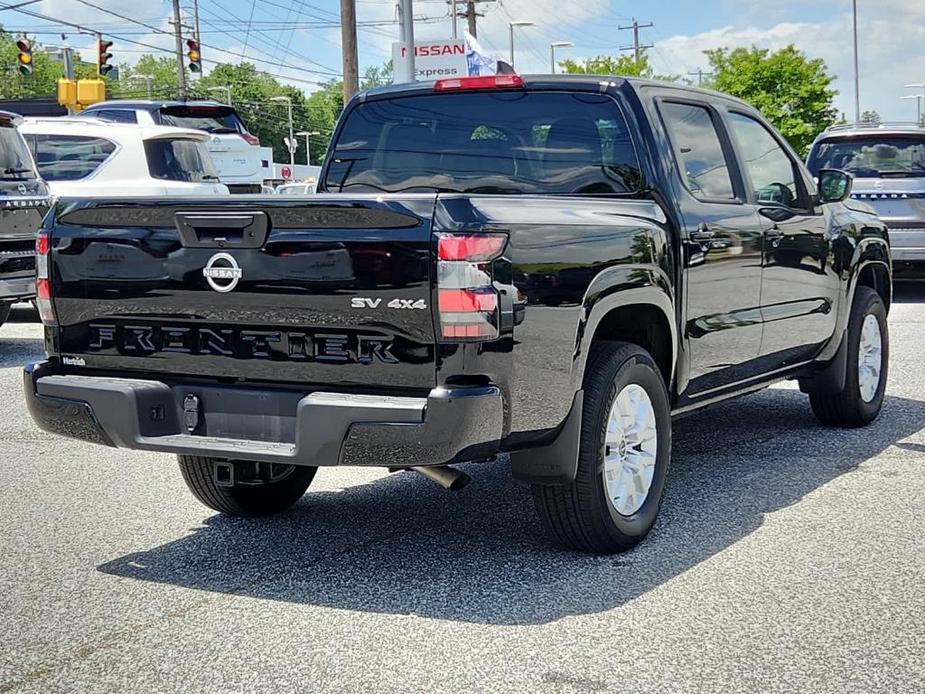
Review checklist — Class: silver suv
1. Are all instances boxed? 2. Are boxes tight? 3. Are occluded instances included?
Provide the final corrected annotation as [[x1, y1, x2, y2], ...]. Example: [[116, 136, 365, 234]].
[[807, 121, 925, 274]]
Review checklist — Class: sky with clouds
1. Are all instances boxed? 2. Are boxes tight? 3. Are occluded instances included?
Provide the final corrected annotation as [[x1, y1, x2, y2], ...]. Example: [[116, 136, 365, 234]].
[[3, 0, 924, 120]]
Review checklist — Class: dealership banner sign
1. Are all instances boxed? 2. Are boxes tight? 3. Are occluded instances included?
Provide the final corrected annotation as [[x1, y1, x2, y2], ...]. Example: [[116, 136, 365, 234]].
[[392, 40, 468, 80]]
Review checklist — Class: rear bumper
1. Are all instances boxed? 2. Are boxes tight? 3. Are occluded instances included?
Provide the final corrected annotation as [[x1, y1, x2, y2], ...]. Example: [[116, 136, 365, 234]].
[[889, 228, 925, 263], [0, 274, 34, 301], [23, 361, 503, 467]]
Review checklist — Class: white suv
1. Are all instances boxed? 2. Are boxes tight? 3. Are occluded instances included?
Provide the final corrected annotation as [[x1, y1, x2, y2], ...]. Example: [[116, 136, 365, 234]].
[[19, 118, 229, 197], [77, 101, 263, 193]]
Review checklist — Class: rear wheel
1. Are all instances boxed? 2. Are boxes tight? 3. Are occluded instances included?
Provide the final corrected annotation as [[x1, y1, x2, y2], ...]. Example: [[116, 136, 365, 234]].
[[178, 456, 317, 516], [531, 342, 672, 554], [810, 287, 888, 427]]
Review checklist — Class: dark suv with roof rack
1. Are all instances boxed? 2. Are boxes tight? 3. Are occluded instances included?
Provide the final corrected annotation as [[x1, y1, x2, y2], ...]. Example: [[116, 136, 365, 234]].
[[78, 100, 263, 193], [0, 111, 48, 328], [808, 121, 925, 275]]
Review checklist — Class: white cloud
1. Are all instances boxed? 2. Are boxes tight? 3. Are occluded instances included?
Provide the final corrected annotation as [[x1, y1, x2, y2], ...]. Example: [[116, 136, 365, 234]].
[[649, 7, 925, 122]]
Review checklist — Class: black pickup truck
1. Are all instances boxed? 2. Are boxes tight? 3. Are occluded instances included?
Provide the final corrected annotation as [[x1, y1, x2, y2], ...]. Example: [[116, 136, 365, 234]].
[[24, 76, 891, 554], [0, 111, 48, 326]]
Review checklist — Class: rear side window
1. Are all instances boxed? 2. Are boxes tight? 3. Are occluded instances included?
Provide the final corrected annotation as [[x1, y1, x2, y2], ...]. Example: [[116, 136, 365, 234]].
[[27, 134, 116, 181], [158, 106, 246, 134], [660, 102, 735, 201], [144, 138, 218, 182], [0, 125, 36, 179], [324, 91, 643, 195]]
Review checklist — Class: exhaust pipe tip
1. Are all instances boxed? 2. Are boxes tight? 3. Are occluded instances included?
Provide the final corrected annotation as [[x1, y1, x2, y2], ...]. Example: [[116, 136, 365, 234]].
[[412, 465, 471, 491]]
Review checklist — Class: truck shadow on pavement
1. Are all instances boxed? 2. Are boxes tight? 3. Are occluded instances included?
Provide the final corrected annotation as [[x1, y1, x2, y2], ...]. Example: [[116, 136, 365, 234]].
[[98, 387, 925, 625]]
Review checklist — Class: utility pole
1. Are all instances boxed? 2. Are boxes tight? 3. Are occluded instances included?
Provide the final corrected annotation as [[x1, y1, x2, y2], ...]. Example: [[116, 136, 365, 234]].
[[618, 18, 654, 63], [462, 0, 495, 38], [852, 0, 860, 123], [687, 68, 713, 87], [396, 0, 415, 83], [341, 0, 358, 103], [192, 0, 201, 44], [170, 0, 188, 100]]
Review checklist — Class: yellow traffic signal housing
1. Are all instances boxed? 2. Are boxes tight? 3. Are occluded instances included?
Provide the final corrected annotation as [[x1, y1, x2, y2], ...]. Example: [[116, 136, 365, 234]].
[[186, 38, 201, 73], [57, 79, 77, 108], [16, 38, 33, 76], [77, 79, 106, 106]]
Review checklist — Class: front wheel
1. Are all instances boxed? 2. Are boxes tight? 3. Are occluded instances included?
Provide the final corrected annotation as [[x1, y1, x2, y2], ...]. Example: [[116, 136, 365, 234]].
[[809, 287, 888, 427], [532, 342, 672, 554], [178, 456, 317, 516]]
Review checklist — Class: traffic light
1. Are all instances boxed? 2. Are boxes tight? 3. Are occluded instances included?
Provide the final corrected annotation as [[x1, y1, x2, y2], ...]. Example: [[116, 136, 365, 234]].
[[98, 38, 113, 76], [16, 38, 32, 76], [186, 38, 201, 73]]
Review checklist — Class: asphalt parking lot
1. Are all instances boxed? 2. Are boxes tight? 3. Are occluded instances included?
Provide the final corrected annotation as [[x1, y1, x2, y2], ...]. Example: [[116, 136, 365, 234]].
[[1, 287, 923, 694]]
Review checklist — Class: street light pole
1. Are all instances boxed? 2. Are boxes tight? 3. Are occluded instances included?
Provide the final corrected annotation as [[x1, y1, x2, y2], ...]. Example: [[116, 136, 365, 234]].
[[207, 86, 231, 105], [549, 41, 573, 74], [904, 84, 925, 123], [508, 20, 534, 68], [271, 95, 295, 168], [296, 130, 320, 165], [852, 0, 860, 123]]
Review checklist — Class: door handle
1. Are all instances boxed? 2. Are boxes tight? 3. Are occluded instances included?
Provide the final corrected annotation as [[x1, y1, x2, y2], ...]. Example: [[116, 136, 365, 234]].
[[765, 225, 785, 248], [690, 224, 715, 242]]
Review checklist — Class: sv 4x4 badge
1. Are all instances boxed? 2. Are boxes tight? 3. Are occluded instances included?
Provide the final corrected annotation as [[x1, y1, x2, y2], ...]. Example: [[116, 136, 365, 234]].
[[351, 297, 427, 310]]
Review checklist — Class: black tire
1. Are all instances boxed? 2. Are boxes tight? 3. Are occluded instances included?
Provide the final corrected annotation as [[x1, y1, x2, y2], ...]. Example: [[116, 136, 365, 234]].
[[178, 456, 317, 516], [0, 301, 11, 328], [531, 342, 672, 554], [810, 287, 888, 427]]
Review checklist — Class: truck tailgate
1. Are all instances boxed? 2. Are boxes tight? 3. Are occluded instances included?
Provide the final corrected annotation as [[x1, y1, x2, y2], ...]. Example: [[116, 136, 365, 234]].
[[48, 196, 438, 391]]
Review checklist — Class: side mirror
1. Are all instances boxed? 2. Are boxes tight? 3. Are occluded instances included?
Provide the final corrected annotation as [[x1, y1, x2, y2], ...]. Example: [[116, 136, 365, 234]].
[[817, 168, 853, 204]]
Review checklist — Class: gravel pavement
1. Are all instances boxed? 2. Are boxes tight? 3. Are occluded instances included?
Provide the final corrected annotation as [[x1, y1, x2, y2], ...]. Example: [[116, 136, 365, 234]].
[[1, 288, 923, 693]]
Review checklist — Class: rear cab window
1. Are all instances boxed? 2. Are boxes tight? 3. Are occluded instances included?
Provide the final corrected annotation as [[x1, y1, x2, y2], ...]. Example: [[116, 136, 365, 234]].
[[144, 138, 219, 183], [323, 90, 643, 195], [26, 134, 116, 181], [157, 105, 247, 135], [0, 125, 37, 181]]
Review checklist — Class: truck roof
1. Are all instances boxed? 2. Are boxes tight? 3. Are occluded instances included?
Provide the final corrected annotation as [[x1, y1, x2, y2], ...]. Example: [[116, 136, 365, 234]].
[[357, 74, 754, 111]]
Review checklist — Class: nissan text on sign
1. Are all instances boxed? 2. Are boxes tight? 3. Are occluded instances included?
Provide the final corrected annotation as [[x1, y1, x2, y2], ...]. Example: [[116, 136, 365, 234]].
[[392, 40, 467, 80]]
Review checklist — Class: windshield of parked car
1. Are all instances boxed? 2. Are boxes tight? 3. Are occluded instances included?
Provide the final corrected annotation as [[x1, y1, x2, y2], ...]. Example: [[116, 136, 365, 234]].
[[26, 134, 116, 181], [145, 138, 220, 183], [157, 105, 247, 134], [323, 91, 644, 195], [808, 135, 925, 177], [0, 125, 37, 180]]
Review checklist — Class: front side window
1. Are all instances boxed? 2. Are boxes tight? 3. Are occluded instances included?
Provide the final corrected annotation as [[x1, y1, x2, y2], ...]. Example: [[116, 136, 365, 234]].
[[808, 135, 925, 178], [727, 112, 802, 208], [0, 126, 36, 180], [660, 102, 735, 200], [145, 138, 219, 182], [28, 134, 116, 181], [93, 109, 138, 124], [323, 91, 643, 195]]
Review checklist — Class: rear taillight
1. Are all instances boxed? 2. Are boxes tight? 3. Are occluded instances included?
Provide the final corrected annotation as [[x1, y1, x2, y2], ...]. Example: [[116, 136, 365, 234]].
[[436, 232, 507, 341], [240, 132, 260, 146], [35, 229, 55, 325]]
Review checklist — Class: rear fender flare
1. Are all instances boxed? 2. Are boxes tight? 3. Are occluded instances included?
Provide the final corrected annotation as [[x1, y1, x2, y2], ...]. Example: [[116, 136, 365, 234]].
[[571, 265, 677, 393]]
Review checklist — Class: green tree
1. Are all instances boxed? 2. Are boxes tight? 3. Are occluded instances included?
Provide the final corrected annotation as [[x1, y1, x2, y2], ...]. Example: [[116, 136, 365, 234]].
[[361, 61, 392, 89], [860, 109, 881, 124], [558, 53, 675, 81], [704, 45, 838, 154]]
